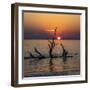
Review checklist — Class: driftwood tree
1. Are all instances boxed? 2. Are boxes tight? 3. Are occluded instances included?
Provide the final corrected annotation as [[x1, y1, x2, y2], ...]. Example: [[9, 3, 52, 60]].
[[34, 48, 45, 59], [60, 43, 68, 62], [48, 39, 56, 72], [48, 27, 57, 72], [60, 43, 68, 57], [48, 27, 57, 58], [27, 48, 45, 59], [48, 39, 55, 58]]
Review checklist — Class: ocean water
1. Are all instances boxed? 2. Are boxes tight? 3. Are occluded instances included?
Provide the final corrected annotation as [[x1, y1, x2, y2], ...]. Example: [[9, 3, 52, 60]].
[[23, 40, 80, 77]]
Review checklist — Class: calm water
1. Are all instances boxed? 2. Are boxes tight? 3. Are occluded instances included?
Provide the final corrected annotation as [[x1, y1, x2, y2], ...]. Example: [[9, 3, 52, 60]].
[[24, 40, 80, 77]]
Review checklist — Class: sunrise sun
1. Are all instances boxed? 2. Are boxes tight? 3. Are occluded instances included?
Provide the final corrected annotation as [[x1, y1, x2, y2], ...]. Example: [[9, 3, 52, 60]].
[[57, 36, 61, 40]]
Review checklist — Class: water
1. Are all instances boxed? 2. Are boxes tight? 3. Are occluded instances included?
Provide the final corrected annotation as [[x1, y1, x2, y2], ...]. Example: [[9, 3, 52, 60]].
[[23, 40, 80, 77]]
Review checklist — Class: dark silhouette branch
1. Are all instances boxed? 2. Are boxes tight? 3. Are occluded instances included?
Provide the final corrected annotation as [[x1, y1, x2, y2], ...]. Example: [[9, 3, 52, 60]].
[[60, 43, 65, 51], [29, 52, 36, 58], [34, 48, 45, 59], [27, 51, 36, 58], [48, 39, 56, 58], [48, 27, 57, 59], [60, 43, 68, 57]]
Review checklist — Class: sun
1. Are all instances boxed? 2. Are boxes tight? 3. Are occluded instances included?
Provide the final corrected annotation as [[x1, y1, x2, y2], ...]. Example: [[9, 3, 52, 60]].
[[57, 36, 61, 40]]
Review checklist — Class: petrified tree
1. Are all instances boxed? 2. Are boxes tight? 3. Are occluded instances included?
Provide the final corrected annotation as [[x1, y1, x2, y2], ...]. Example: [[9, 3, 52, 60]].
[[48, 39, 56, 58], [25, 48, 45, 59], [29, 52, 36, 58], [34, 48, 45, 59], [48, 27, 57, 58], [48, 27, 57, 72], [60, 43, 68, 62], [60, 43, 68, 57]]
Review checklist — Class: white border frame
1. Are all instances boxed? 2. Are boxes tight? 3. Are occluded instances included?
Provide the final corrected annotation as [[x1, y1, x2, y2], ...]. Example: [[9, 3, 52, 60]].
[[18, 6, 86, 84]]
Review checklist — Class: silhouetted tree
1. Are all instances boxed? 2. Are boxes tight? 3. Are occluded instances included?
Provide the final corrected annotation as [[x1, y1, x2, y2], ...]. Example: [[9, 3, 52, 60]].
[[48, 27, 57, 72], [48, 27, 57, 58], [48, 38, 55, 58], [60, 43, 68, 62], [34, 48, 45, 59], [60, 43, 68, 57]]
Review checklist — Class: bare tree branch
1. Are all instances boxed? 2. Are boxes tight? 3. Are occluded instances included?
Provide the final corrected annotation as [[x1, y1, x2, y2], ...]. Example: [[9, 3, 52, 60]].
[[27, 51, 36, 58], [60, 43, 68, 57], [34, 48, 45, 58]]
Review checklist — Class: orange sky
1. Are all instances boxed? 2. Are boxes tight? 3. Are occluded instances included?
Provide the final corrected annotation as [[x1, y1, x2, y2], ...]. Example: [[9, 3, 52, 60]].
[[23, 12, 80, 39]]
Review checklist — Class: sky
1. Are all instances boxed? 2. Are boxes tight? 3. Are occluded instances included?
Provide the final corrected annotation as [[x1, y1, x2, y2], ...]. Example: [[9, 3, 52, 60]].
[[23, 12, 80, 40]]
